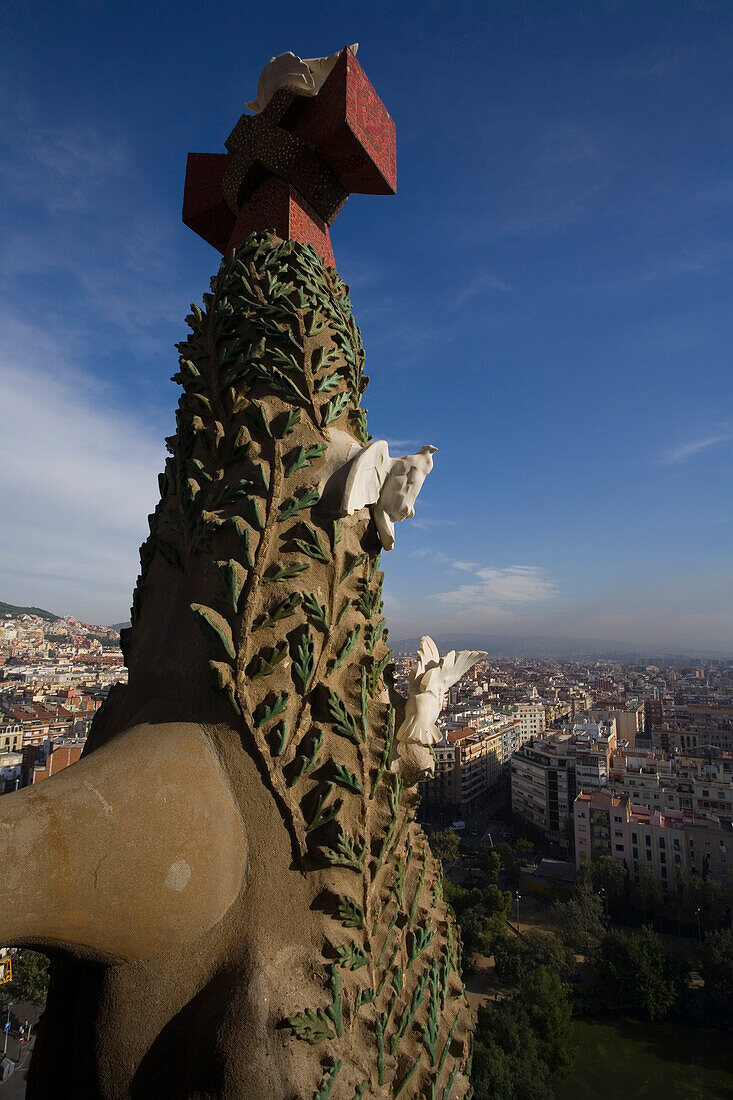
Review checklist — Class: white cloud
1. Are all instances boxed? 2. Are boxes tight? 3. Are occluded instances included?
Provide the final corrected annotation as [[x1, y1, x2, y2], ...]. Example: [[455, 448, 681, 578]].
[[659, 428, 733, 465], [438, 565, 558, 607], [0, 123, 130, 213], [0, 342, 164, 622], [451, 271, 514, 309], [408, 549, 558, 609]]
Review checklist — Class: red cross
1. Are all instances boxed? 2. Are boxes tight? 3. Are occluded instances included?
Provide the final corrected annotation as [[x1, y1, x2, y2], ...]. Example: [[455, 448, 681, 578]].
[[182, 46, 396, 268]]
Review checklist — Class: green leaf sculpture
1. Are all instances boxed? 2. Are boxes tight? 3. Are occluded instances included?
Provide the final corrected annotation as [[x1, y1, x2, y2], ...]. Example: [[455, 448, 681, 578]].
[[326, 690, 361, 745], [190, 603, 236, 660], [293, 632, 316, 693]]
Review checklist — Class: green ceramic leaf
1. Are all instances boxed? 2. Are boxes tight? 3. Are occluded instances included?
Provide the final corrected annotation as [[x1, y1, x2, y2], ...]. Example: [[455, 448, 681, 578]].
[[326, 690, 361, 745], [190, 603, 236, 660], [256, 592, 302, 630], [293, 631, 316, 693], [250, 641, 289, 679], [302, 592, 330, 631], [278, 488, 320, 521], [264, 561, 309, 582], [321, 392, 350, 426], [254, 694, 289, 728]]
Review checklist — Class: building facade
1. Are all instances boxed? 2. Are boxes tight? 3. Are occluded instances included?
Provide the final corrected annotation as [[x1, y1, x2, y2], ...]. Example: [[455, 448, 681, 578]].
[[574, 789, 733, 895], [510, 724, 616, 841], [420, 718, 520, 815]]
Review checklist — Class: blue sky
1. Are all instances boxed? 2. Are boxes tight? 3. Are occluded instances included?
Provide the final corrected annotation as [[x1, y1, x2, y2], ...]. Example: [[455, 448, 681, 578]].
[[1, 1, 732, 652]]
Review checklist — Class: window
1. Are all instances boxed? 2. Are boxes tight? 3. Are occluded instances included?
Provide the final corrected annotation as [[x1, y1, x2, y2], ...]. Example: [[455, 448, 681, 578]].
[[615, 844, 624, 852], [646, 851, 652, 861], [675, 854, 681, 863], [659, 837, 665, 849], [661, 866, 667, 878], [646, 836, 652, 846], [632, 832, 638, 843], [660, 852, 666, 864], [633, 847, 639, 859], [674, 838, 680, 851]]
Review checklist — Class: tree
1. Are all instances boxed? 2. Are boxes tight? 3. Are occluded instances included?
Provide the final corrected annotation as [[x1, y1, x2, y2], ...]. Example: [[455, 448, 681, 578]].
[[472, 1002, 550, 1100], [552, 878, 603, 953], [701, 928, 733, 1019], [478, 845, 501, 881], [427, 828, 459, 863], [494, 842, 520, 886], [444, 881, 482, 918], [460, 909, 492, 962], [523, 931, 576, 983], [516, 966, 576, 1077], [513, 838, 535, 865], [493, 937, 524, 986], [494, 931, 575, 987], [593, 926, 687, 1021], [472, 966, 576, 1098], [481, 884, 512, 919], [481, 885, 512, 956], [4, 950, 50, 1007], [590, 854, 628, 914]]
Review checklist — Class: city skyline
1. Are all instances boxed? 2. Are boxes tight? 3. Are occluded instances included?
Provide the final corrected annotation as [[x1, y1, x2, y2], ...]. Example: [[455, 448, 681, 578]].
[[2, 2, 732, 650]]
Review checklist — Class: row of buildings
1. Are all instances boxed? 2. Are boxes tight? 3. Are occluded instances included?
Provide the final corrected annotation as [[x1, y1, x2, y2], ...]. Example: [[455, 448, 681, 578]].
[[508, 699, 733, 892], [404, 647, 733, 897], [418, 703, 548, 817], [0, 610, 126, 793]]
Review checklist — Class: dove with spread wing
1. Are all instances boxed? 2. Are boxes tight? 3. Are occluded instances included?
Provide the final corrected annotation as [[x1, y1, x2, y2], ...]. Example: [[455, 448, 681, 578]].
[[246, 45, 359, 114], [395, 636, 487, 750], [337, 441, 437, 550]]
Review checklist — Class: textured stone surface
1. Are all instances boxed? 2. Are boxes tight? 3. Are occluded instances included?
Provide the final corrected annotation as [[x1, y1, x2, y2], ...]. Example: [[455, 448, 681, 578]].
[[0, 722, 245, 962]]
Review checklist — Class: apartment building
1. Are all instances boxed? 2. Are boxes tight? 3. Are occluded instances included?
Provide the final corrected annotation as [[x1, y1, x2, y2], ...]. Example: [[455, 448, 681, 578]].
[[0, 720, 23, 752], [653, 723, 733, 755], [587, 707, 644, 748], [511, 723, 617, 840], [420, 717, 520, 814], [610, 748, 733, 823], [513, 703, 546, 745], [0, 703, 74, 747], [574, 789, 733, 894], [511, 736, 577, 840]]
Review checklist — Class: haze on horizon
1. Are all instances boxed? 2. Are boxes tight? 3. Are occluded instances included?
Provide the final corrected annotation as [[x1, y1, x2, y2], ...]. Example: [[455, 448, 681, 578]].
[[1, 2, 732, 655]]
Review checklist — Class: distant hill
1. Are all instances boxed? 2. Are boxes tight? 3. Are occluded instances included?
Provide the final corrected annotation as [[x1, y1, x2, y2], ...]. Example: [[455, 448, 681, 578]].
[[0, 600, 60, 622], [111, 621, 131, 633]]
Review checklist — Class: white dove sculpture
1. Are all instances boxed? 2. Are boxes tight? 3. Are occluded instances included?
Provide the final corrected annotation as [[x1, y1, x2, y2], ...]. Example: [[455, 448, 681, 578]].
[[392, 636, 486, 780], [338, 441, 437, 550], [246, 45, 358, 114]]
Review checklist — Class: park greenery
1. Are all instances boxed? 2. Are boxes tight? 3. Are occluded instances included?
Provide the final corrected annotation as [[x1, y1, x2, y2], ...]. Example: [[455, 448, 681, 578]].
[[584, 852, 733, 933], [472, 966, 576, 1099], [700, 928, 733, 1021], [427, 823, 733, 1097], [593, 925, 688, 1021], [4, 950, 50, 1007]]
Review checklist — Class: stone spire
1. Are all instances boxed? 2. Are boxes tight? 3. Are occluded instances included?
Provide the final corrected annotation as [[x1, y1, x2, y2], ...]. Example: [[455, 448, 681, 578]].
[[0, 47, 474, 1099]]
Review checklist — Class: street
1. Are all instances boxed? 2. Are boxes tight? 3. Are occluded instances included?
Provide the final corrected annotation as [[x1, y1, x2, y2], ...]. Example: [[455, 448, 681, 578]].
[[0, 1038, 33, 1099], [0, 1002, 41, 1099]]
